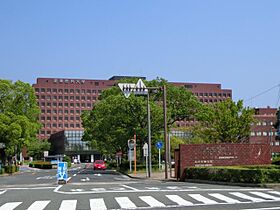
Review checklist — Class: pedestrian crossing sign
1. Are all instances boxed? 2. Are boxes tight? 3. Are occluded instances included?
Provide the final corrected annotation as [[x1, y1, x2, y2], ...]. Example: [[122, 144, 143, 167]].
[[57, 162, 68, 182]]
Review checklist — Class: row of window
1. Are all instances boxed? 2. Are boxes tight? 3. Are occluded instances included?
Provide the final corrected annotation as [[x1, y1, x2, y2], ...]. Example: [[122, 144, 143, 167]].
[[42, 123, 81, 129], [253, 121, 274, 126], [35, 88, 102, 94], [199, 99, 226, 103], [41, 109, 84, 114], [194, 92, 231, 97], [37, 95, 97, 101], [41, 116, 80, 121], [250, 131, 277, 136], [39, 102, 92, 108]]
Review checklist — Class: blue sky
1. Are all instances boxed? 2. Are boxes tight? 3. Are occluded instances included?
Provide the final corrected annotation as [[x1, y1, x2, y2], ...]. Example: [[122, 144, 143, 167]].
[[0, 1, 280, 108]]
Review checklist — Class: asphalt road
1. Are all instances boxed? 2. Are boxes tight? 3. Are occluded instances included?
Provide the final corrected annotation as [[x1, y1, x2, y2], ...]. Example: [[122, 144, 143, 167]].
[[1, 164, 280, 209]]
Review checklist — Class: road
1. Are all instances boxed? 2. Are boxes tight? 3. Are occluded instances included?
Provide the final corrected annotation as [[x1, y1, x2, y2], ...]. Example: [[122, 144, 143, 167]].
[[1, 164, 280, 209]]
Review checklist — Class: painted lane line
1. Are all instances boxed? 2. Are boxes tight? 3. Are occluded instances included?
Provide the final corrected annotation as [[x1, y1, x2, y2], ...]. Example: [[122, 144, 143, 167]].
[[188, 194, 218, 204], [59, 200, 77, 210], [27, 200, 50, 210], [0, 202, 22, 210], [209, 193, 241, 203], [90, 198, 107, 210], [249, 192, 280, 200], [0, 190, 7, 195], [121, 184, 140, 191], [230, 192, 265, 202], [91, 188, 106, 191], [115, 197, 137, 209], [139, 196, 165, 207], [73, 174, 77, 177], [53, 185, 63, 193], [4, 187, 56, 190], [166, 195, 193, 206], [242, 207, 280, 210]]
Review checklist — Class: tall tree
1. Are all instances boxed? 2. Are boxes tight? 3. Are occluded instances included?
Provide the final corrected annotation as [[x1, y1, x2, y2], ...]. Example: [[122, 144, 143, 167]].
[[193, 99, 255, 143], [82, 78, 201, 157], [0, 80, 41, 165]]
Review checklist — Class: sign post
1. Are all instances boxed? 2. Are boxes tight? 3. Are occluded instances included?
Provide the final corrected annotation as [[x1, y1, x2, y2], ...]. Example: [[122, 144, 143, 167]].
[[143, 143, 148, 177], [57, 162, 68, 184], [128, 139, 135, 173], [156, 141, 163, 171]]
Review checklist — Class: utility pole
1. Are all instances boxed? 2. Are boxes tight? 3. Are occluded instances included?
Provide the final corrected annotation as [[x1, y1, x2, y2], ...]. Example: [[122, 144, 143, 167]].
[[163, 85, 168, 179]]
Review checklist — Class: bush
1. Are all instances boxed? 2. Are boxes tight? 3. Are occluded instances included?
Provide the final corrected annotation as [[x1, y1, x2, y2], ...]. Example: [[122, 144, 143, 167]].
[[63, 156, 72, 168], [185, 166, 280, 184], [4, 165, 19, 173], [29, 161, 52, 169]]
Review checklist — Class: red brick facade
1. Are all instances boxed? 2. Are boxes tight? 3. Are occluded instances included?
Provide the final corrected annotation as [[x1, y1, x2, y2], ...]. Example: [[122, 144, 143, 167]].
[[175, 143, 271, 178]]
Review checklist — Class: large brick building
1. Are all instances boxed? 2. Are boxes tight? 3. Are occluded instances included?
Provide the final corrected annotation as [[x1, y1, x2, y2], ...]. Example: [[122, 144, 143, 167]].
[[33, 77, 233, 139]]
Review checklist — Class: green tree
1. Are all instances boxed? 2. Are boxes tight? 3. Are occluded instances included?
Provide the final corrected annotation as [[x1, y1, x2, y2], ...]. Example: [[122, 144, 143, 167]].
[[193, 99, 255, 143], [0, 80, 41, 165], [82, 78, 201, 158], [26, 138, 50, 160]]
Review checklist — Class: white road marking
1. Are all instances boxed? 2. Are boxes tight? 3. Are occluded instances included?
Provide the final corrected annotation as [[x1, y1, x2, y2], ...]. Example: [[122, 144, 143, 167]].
[[109, 187, 126, 191], [209, 193, 241, 203], [166, 186, 181, 190], [27, 200, 50, 210], [139, 196, 165, 207], [242, 207, 280, 210], [59, 200, 77, 210], [53, 185, 63, 193], [90, 198, 107, 210], [36, 176, 56, 180], [269, 191, 280, 196], [73, 174, 77, 177], [91, 188, 106, 191], [70, 189, 83, 192], [94, 173, 102, 176], [0, 202, 22, 210], [230, 192, 265, 202], [145, 187, 160, 190], [166, 194, 193, 206], [0, 190, 7, 195], [115, 197, 137, 209], [250, 192, 280, 200], [122, 184, 139, 191], [66, 177, 72, 182], [189, 194, 218, 204]]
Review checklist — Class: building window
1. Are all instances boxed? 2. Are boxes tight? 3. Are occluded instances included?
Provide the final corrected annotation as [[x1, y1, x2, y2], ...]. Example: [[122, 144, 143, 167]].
[[92, 96, 96, 100], [53, 110, 57, 114], [52, 88, 57, 93], [70, 89, 74, 93], [76, 89, 80, 94], [257, 132, 262, 136], [87, 89, 91, 94], [59, 117, 63, 121], [58, 96, 63, 100], [59, 103, 63, 107], [41, 116, 45, 121], [76, 96, 80, 100], [70, 110, 74, 114], [95, 82, 99, 86], [81, 96, 86, 100], [262, 122, 267, 126], [76, 124, 80, 128], [58, 89, 63, 93], [64, 96, 69, 100], [64, 89, 69, 93], [65, 124, 68, 128], [41, 88, 45, 92], [53, 96, 57, 100], [47, 109, 51, 114], [70, 124, 74, 128], [76, 116, 79, 120], [76, 103, 80, 107], [263, 132, 268, 136], [41, 102, 45, 106], [64, 110, 69, 114], [65, 116, 68, 120], [87, 103, 91, 108], [70, 96, 74, 100], [58, 124, 63, 128], [65, 103, 68, 107], [53, 116, 57, 120], [81, 89, 85, 94], [76, 110, 80, 114], [35, 88, 39, 92], [53, 123, 57, 127]]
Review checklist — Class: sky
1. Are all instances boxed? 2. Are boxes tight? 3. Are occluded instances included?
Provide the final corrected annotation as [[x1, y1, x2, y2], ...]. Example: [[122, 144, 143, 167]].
[[0, 1, 280, 108]]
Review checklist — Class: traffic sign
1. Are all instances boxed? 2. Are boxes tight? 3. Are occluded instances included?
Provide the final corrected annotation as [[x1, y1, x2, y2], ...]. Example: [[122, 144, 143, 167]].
[[156, 141, 163, 149], [57, 162, 68, 182], [128, 139, 135, 149], [118, 79, 148, 98], [143, 143, 148, 157]]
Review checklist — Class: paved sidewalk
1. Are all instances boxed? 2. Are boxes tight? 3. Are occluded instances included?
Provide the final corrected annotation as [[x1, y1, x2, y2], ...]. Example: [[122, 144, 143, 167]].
[[127, 170, 177, 181]]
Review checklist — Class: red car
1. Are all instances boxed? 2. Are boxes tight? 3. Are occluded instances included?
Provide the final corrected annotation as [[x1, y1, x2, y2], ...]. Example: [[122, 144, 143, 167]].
[[93, 160, 106, 170]]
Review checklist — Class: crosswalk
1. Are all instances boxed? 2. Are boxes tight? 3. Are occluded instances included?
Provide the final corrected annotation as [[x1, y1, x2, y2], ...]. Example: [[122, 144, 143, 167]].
[[1, 191, 280, 210]]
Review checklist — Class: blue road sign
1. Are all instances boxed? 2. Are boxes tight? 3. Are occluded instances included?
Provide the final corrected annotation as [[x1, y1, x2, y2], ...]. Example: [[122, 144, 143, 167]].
[[57, 162, 68, 181], [156, 141, 163, 149]]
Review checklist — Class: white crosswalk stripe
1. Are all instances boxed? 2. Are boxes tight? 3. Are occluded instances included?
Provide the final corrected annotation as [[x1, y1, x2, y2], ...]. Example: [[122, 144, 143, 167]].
[[249, 192, 280, 200], [59, 200, 77, 210], [139, 196, 166, 207], [27, 200, 50, 210], [188, 194, 218, 204], [209, 193, 241, 203], [90, 198, 107, 210], [2, 191, 280, 210], [0, 202, 22, 210], [115, 197, 137, 209], [166, 195, 193, 206], [230, 192, 265, 202]]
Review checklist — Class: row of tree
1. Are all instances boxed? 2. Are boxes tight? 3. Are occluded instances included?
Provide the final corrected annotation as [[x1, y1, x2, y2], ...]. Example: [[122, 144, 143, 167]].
[[0, 79, 49, 165], [81, 78, 255, 160]]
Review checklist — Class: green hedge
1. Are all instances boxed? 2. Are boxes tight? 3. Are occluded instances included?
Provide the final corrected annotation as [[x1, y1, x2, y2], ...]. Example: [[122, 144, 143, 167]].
[[29, 161, 52, 169], [185, 166, 280, 184], [4, 165, 19, 173]]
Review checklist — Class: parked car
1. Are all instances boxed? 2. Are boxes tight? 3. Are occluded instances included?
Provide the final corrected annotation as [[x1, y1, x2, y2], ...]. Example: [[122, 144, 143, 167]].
[[93, 160, 106, 170]]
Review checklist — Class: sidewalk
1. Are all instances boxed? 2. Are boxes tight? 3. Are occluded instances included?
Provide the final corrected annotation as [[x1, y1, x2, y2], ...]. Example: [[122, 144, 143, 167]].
[[127, 170, 177, 181]]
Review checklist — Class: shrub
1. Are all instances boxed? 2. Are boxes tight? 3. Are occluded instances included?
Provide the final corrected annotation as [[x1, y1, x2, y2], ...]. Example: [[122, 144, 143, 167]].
[[29, 161, 52, 169], [185, 166, 280, 184], [4, 165, 19, 173], [63, 156, 72, 168]]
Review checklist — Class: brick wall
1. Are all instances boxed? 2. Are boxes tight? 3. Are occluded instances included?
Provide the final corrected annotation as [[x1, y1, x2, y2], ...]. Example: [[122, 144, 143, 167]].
[[177, 143, 271, 179]]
